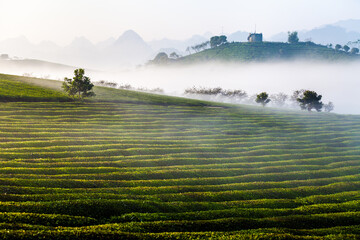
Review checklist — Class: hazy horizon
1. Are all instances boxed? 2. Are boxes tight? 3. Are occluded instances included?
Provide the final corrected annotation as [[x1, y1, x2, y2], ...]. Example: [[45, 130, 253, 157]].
[[1, 60, 359, 115], [1, 0, 360, 45]]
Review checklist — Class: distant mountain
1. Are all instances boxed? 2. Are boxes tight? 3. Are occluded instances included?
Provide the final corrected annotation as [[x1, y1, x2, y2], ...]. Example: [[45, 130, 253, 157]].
[[104, 30, 153, 67], [96, 37, 116, 49], [333, 19, 360, 33], [114, 30, 146, 45], [63, 37, 98, 67], [2, 21, 360, 70], [0, 30, 155, 70], [301, 25, 360, 45], [149, 34, 209, 54], [270, 20, 360, 45], [67, 36, 95, 49], [0, 36, 34, 57]]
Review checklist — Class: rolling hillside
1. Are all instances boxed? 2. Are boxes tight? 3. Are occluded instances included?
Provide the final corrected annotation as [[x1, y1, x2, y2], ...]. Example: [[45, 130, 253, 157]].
[[177, 42, 360, 63], [0, 58, 80, 79], [0, 74, 360, 239]]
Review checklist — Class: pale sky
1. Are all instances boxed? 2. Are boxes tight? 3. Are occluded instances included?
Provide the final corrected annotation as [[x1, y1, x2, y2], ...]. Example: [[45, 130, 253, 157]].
[[0, 0, 359, 45]]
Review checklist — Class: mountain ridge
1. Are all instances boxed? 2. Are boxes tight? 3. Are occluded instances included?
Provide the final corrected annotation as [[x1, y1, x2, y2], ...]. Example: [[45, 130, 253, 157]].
[[1, 19, 360, 69]]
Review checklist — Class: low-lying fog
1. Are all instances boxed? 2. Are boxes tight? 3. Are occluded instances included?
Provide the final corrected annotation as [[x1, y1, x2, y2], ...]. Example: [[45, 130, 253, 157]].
[[1, 60, 360, 114]]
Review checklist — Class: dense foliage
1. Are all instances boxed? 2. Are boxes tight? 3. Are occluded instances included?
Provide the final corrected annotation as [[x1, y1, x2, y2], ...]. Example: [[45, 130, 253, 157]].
[[297, 90, 323, 112], [288, 31, 299, 44], [210, 35, 228, 48], [255, 92, 271, 107], [62, 69, 95, 100]]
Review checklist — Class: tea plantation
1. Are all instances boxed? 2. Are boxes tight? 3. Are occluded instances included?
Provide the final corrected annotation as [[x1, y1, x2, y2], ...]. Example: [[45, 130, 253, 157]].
[[0, 74, 360, 239]]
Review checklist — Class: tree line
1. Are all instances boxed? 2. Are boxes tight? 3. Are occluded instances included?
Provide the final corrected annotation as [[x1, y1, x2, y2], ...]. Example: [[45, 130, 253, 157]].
[[61, 69, 334, 113], [184, 87, 334, 112], [289, 31, 360, 54]]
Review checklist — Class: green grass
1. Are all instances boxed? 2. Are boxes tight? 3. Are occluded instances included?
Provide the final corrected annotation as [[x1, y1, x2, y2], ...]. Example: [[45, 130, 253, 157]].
[[0, 74, 360, 239], [0, 76, 70, 102], [0, 73, 215, 106]]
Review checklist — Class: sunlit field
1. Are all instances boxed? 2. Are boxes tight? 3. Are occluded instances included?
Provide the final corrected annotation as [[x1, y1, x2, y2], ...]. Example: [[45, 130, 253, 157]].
[[0, 75, 360, 239]]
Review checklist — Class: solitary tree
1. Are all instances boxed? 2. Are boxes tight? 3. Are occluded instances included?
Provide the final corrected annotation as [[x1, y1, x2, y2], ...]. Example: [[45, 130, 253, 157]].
[[335, 44, 342, 51], [351, 47, 359, 54], [62, 69, 95, 100], [255, 92, 271, 107], [288, 31, 299, 44], [343, 45, 350, 52], [297, 90, 323, 112]]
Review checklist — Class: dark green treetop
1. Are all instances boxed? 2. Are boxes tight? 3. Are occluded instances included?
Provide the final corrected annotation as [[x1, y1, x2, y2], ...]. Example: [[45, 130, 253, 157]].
[[210, 35, 227, 48], [255, 92, 271, 107], [351, 47, 359, 54], [297, 90, 323, 112], [288, 31, 299, 44]]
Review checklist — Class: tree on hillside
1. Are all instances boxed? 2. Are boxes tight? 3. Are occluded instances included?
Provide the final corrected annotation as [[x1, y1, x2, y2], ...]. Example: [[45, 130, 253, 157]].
[[186, 47, 192, 55], [297, 90, 323, 112], [291, 89, 305, 102], [343, 45, 350, 52], [323, 102, 335, 112], [198, 41, 210, 51], [169, 52, 180, 59], [191, 41, 210, 53], [210, 35, 227, 48], [62, 69, 95, 100], [270, 93, 288, 107], [351, 47, 359, 54], [191, 45, 200, 53], [335, 44, 342, 51], [255, 92, 271, 107], [288, 31, 299, 44]]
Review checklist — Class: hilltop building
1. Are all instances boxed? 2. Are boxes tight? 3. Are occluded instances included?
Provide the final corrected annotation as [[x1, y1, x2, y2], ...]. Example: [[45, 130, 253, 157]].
[[247, 33, 263, 42]]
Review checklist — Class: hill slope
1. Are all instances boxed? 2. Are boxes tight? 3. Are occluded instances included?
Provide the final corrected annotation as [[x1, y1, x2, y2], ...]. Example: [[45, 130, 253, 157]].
[[178, 42, 359, 63], [0, 75, 360, 239], [0, 74, 70, 102]]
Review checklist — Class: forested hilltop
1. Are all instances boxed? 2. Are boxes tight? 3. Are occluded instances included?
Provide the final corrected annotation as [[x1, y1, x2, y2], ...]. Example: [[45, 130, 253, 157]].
[[150, 35, 360, 64], [181, 42, 359, 63]]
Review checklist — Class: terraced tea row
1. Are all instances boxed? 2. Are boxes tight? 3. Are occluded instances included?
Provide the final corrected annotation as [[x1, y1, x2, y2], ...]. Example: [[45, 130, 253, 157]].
[[0, 75, 360, 239]]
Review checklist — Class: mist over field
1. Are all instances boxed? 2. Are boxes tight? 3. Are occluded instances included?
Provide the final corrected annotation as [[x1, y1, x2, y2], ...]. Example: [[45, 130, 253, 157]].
[[86, 61, 360, 115], [1, 60, 359, 114]]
